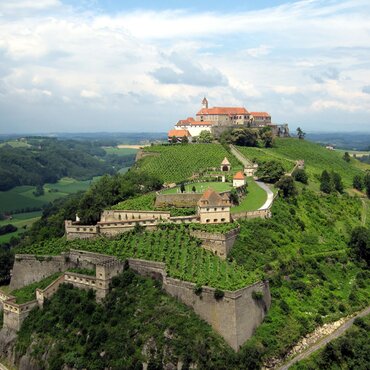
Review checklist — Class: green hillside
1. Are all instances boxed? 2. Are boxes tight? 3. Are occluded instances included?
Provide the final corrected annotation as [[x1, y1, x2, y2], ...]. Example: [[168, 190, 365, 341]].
[[237, 138, 370, 189], [16, 270, 233, 369], [137, 144, 242, 183]]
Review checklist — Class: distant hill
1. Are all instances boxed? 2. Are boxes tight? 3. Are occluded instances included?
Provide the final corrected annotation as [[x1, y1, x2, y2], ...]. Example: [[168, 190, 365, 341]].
[[306, 132, 370, 151]]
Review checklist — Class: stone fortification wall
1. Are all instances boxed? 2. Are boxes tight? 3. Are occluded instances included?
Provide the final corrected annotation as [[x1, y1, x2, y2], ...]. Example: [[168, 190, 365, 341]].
[[9, 254, 72, 290], [3, 300, 38, 331], [127, 258, 270, 351], [189, 227, 240, 259], [4, 252, 270, 351], [232, 209, 271, 220], [155, 193, 202, 208], [36, 274, 65, 306], [65, 220, 99, 241], [101, 210, 171, 222]]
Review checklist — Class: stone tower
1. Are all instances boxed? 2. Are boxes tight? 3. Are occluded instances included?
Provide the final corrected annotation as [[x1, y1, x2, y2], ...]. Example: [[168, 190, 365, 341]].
[[202, 97, 208, 109]]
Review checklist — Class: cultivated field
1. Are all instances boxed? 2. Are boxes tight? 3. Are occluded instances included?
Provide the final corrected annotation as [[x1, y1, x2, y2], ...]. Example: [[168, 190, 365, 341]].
[[138, 144, 242, 183]]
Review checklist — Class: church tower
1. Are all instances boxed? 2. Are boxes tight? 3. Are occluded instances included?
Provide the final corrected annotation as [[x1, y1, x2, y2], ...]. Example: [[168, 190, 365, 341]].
[[202, 97, 208, 109]]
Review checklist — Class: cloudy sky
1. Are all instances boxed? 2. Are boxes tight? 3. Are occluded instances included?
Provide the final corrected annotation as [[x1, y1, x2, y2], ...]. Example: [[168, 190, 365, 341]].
[[0, 0, 370, 133]]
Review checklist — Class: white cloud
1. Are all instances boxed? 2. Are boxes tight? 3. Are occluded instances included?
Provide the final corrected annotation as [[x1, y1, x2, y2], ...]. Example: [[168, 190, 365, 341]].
[[0, 0, 370, 132]]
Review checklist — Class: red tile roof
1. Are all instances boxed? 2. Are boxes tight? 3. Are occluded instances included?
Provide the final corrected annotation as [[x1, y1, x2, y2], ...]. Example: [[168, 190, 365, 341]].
[[196, 107, 249, 116], [197, 189, 230, 207], [250, 112, 270, 117], [168, 129, 191, 137], [233, 171, 245, 180]]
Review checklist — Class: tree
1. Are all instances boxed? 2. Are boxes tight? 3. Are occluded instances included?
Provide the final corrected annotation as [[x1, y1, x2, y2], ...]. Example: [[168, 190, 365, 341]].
[[332, 172, 344, 193], [293, 169, 308, 184], [296, 127, 305, 140], [364, 172, 370, 198], [33, 184, 44, 197], [197, 130, 213, 143], [180, 183, 186, 193], [353, 175, 364, 191], [230, 128, 258, 147], [181, 136, 189, 144], [260, 130, 274, 148], [343, 152, 351, 162], [349, 226, 370, 266], [191, 185, 196, 193], [256, 161, 285, 183], [276, 176, 297, 198], [171, 136, 177, 144], [320, 170, 333, 194], [229, 188, 239, 205]]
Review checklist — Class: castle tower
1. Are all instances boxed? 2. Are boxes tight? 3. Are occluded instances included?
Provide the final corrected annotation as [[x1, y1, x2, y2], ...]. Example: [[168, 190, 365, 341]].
[[202, 97, 208, 109]]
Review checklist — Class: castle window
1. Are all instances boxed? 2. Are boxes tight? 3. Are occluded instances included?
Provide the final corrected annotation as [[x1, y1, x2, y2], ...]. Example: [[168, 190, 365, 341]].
[[206, 208, 209, 211], [214, 208, 217, 211], [206, 219, 210, 223], [221, 207, 224, 210], [76, 228, 80, 231], [221, 218, 225, 222], [214, 219, 218, 222]]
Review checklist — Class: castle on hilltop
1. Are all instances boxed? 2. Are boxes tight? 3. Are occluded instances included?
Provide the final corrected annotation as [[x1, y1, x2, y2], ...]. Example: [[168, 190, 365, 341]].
[[168, 97, 289, 141]]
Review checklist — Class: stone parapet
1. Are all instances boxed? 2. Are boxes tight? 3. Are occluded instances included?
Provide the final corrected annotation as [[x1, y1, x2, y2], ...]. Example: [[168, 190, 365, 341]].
[[232, 209, 272, 220], [189, 227, 240, 259]]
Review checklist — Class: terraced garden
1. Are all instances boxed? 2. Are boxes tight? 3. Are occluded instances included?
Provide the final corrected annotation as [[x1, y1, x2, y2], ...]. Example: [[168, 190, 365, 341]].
[[17, 225, 260, 291], [137, 144, 242, 183], [161, 181, 232, 194], [231, 180, 268, 213]]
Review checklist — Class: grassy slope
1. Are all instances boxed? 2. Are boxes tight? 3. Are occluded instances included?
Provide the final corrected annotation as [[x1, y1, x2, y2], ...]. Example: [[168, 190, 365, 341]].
[[237, 138, 370, 189], [138, 144, 242, 183], [103, 147, 138, 156], [230, 191, 370, 360], [161, 181, 232, 194], [231, 179, 268, 213]]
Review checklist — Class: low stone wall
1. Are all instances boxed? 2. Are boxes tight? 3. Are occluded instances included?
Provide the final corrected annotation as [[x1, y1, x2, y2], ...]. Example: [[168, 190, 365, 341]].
[[232, 209, 271, 220], [155, 193, 202, 208], [36, 274, 65, 306], [100, 210, 171, 222], [189, 227, 240, 259]]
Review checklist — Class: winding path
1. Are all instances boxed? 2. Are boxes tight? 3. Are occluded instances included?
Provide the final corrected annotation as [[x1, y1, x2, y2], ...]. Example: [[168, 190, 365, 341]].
[[256, 181, 274, 210], [0, 362, 9, 370], [276, 306, 370, 370]]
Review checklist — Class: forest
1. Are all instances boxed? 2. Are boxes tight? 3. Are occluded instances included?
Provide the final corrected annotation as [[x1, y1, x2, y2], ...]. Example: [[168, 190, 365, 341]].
[[0, 138, 135, 191]]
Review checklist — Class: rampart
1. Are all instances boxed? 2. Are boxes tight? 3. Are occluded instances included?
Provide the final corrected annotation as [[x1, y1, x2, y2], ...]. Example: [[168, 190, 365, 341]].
[[232, 209, 272, 220], [3, 252, 271, 351], [189, 227, 240, 259], [127, 258, 271, 351]]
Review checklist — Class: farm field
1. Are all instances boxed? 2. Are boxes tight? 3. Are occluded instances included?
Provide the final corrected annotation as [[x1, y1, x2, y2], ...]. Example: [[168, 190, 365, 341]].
[[0, 177, 99, 214], [0, 211, 42, 243], [138, 144, 242, 183], [161, 181, 232, 194], [18, 225, 261, 291], [231, 179, 268, 213], [238, 138, 368, 189], [0, 140, 30, 148], [103, 147, 138, 156]]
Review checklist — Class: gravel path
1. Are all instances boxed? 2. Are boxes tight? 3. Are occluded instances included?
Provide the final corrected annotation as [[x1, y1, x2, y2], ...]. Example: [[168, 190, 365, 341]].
[[256, 181, 274, 210], [277, 306, 370, 370]]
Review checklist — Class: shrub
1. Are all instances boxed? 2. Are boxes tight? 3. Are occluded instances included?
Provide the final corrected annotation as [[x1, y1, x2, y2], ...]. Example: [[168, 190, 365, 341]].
[[252, 291, 264, 300], [214, 289, 225, 300]]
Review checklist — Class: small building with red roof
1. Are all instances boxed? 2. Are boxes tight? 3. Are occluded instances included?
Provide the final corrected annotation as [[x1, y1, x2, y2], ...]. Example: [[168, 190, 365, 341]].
[[233, 171, 246, 187]]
